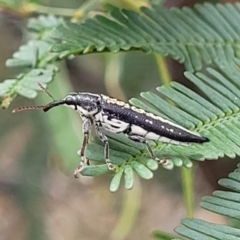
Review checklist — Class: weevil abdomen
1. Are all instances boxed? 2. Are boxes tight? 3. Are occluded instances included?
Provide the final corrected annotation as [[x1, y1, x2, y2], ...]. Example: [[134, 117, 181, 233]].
[[100, 95, 208, 145]]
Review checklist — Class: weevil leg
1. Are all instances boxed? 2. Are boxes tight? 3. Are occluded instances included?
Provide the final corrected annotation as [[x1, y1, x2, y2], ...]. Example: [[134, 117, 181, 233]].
[[74, 118, 92, 178], [128, 135, 169, 166], [95, 125, 115, 171]]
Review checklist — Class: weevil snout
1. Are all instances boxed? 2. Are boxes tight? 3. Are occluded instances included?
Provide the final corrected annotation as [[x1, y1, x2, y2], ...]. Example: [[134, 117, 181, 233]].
[[43, 99, 67, 112]]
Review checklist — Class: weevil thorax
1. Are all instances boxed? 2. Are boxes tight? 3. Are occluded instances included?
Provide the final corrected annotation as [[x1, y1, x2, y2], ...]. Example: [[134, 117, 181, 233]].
[[63, 92, 101, 117]]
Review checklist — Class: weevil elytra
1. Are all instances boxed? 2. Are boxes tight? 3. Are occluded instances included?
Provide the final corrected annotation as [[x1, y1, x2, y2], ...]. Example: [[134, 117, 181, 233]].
[[13, 83, 209, 177]]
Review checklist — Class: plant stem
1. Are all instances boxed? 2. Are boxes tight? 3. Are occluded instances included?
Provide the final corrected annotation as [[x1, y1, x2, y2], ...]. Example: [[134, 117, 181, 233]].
[[181, 167, 194, 218], [154, 54, 172, 85], [0, 0, 99, 18]]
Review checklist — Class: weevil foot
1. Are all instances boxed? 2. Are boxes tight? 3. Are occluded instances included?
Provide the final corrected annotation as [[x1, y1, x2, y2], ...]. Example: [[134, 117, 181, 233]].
[[74, 165, 84, 178], [155, 157, 169, 165], [106, 162, 115, 171]]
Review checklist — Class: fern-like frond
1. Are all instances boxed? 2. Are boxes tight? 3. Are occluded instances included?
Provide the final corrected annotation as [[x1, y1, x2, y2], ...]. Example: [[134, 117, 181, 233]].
[[48, 3, 240, 72], [28, 15, 64, 36], [0, 15, 62, 108], [80, 64, 240, 191], [2, 10, 240, 192], [175, 163, 240, 240], [2, 4, 240, 106]]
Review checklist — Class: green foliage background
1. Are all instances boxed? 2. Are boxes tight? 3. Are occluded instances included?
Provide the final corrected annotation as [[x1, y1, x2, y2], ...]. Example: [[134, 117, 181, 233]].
[[1, 0, 240, 240]]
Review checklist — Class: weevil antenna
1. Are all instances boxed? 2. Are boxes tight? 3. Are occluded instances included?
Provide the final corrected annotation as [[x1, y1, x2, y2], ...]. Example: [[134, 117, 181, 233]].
[[12, 83, 55, 113], [12, 105, 46, 113]]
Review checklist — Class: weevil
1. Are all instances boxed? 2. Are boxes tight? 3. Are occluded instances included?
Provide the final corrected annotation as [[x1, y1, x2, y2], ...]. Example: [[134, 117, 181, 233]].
[[13, 84, 209, 177]]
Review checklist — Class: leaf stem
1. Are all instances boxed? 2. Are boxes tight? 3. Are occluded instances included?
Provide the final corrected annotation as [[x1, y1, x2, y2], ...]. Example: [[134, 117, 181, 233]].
[[181, 167, 194, 218], [154, 54, 172, 85], [27, 3, 77, 17], [1, 0, 99, 19], [112, 0, 149, 12]]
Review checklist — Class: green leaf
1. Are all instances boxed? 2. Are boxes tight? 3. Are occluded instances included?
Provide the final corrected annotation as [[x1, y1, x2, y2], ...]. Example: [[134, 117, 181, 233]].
[[175, 164, 240, 239], [0, 15, 63, 108], [176, 218, 240, 240], [138, 157, 158, 171], [110, 170, 123, 192], [123, 165, 134, 189], [81, 165, 110, 176], [6, 40, 50, 68], [0, 64, 56, 108], [28, 15, 64, 36], [131, 161, 153, 179], [48, 3, 240, 72]]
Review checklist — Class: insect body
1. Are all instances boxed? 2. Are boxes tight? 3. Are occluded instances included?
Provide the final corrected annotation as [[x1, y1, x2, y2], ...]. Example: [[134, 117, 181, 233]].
[[13, 89, 209, 177]]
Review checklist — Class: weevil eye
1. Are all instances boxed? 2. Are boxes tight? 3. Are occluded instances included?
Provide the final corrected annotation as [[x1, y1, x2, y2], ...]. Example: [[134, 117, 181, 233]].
[[65, 97, 75, 105]]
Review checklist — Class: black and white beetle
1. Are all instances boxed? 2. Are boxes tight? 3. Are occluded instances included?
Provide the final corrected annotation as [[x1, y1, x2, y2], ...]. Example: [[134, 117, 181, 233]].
[[13, 84, 209, 177]]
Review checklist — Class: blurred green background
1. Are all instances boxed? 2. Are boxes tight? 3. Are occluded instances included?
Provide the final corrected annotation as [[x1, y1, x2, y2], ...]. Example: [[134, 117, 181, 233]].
[[0, 0, 235, 240]]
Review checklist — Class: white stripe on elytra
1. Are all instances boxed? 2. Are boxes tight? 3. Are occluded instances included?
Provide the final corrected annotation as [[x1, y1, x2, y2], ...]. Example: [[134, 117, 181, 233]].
[[101, 94, 200, 137]]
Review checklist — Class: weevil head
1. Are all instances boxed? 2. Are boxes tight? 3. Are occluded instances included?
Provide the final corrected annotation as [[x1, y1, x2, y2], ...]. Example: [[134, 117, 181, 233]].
[[43, 92, 101, 116]]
